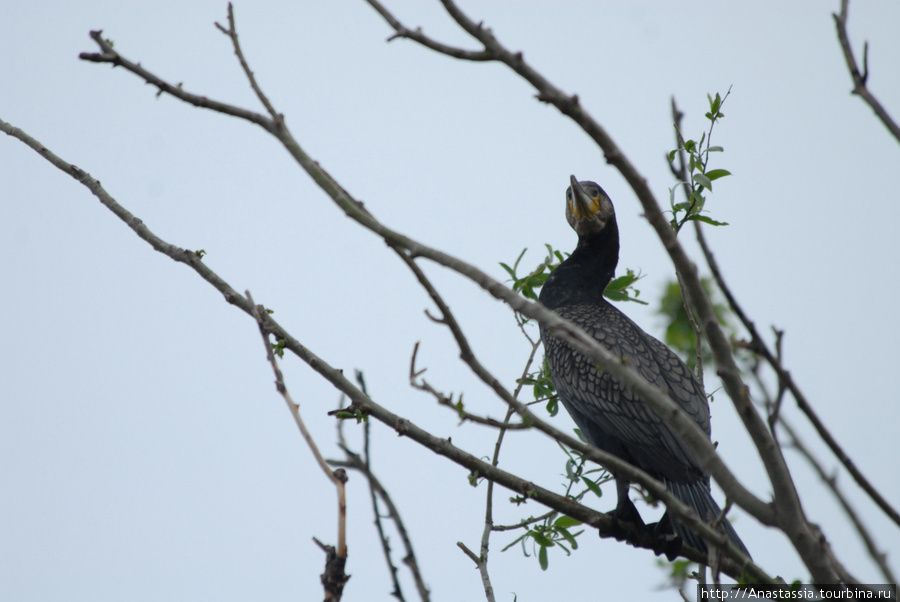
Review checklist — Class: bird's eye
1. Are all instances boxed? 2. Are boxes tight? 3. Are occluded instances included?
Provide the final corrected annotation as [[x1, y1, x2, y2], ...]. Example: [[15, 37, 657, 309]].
[[566, 189, 573, 200], [591, 188, 600, 198]]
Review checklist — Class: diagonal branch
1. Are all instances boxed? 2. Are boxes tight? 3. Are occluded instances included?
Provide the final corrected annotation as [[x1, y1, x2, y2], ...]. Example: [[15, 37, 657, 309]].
[[781, 420, 896, 586], [694, 220, 900, 530], [79, 30, 277, 134], [70, 24, 782, 558], [832, 0, 900, 145], [363, 1, 850, 580], [670, 96, 899, 531], [368, 1, 811, 557], [365, 0, 492, 60], [215, 3, 280, 121], [0, 116, 769, 583]]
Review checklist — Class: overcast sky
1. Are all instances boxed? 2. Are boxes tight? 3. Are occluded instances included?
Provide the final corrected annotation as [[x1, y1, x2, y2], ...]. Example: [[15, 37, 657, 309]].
[[3, 1, 900, 600]]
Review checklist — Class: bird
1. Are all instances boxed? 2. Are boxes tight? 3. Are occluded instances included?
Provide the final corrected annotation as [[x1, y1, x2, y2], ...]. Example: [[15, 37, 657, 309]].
[[538, 175, 750, 559]]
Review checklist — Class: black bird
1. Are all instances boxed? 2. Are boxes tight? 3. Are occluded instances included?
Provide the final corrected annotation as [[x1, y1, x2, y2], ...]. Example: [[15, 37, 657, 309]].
[[538, 176, 749, 558]]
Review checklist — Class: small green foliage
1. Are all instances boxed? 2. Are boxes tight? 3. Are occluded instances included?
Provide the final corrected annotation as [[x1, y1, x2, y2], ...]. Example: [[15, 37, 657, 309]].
[[504, 518, 584, 571], [604, 268, 648, 305], [581, 475, 604, 498], [517, 358, 558, 416], [454, 398, 466, 419], [503, 246, 648, 331], [271, 339, 286, 358], [501, 437, 610, 570], [333, 407, 368, 423], [668, 88, 733, 233], [194, 249, 206, 259], [656, 556, 695, 591], [467, 469, 481, 487], [499, 245, 563, 304], [657, 278, 735, 371]]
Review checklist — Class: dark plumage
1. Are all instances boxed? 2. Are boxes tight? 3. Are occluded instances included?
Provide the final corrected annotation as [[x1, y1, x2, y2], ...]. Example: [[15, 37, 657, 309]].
[[538, 176, 749, 558]]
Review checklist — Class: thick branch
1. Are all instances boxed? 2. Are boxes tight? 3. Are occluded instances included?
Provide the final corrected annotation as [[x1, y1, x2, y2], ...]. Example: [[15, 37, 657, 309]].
[[1, 117, 770, 583], [364, 6, 813, 568], [72, 23, 784, 558], [71, 24, 774, 541], [694, 223, 900, 529], [781, 421, 896, 585]]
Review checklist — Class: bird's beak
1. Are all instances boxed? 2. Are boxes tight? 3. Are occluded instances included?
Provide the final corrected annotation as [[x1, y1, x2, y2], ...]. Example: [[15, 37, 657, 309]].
[[569, 174, 596, 220]]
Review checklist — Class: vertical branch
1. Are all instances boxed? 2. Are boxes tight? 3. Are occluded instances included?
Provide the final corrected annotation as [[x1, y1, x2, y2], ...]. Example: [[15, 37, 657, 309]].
[[246, 291, 350, 600], [333, 376, 431, 602]]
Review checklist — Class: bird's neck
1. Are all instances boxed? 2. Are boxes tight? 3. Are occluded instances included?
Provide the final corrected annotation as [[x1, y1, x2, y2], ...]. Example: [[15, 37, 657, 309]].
[[555, 218, 620, 303]]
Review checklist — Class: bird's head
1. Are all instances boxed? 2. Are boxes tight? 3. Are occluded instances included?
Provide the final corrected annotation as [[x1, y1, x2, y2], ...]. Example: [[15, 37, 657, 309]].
[[565, 175, 614, 237]]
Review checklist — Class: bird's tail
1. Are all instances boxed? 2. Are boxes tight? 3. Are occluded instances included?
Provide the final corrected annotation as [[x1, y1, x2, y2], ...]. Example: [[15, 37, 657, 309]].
[[665, 478, 751, 559]]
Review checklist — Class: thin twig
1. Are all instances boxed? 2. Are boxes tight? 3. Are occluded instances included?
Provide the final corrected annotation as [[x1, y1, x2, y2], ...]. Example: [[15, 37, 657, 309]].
[[72, 21, 774, 560], [78, 30, 276, 134], [246, 290, 349, 599], [374, 0, 831, 578], [695, 219, 900, 529], [75, 27, 778, 551], [214, 3, 280, 121], [2, 115, 769, 583], [408, 342, 529, 429], [781, 421, 896, 585], [832, 0, 900, 144], [364, 0, 492, 60]]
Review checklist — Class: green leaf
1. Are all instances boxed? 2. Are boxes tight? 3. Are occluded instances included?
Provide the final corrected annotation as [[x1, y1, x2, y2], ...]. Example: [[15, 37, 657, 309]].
[[688, 215, 729, 226], [692, 172, 712, 189], [545, 396, 559, 416], [705, 168, 731, 181], [531, 530, 554, 548], [556, 527, 579, 549], [538, 544, 549, 570], [707, 145, 724, 152], [554, 515, 583, 529], [581, 476, 604, 498]]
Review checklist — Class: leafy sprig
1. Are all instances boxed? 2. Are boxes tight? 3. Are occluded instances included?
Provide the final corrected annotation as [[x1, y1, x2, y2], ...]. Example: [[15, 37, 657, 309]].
[[667, 88, 733, 233]]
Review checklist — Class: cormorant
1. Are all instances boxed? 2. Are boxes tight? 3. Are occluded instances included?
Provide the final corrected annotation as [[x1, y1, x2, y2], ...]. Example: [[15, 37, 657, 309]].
[[538, 175, 749, 558]]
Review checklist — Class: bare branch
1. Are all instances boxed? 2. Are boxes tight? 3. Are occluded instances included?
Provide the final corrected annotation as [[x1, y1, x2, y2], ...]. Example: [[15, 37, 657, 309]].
[[214, 3, 280, 121], [78, 30, 277, 134], [71, 27, 775, 551], [364, 0, 493, 60], [71, 24, 777, 563], [409, 342, 529, 430], [362, 5, 826, 576], [246, 290, 349, 599], [833, 0, 900, 144], [1, 116, 770, 582], [694, 216, 900, 530], [781, 421, 896, 585], [328, 447, 430, 602]]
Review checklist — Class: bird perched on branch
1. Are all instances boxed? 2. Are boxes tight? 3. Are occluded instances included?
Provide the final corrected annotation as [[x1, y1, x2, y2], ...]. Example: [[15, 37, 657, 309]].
[[538, 175, 749, 559]]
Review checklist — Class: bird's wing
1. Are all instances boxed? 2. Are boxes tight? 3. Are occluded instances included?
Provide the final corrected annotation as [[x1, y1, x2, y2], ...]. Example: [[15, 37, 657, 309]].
[[542, 302, 710, 483]]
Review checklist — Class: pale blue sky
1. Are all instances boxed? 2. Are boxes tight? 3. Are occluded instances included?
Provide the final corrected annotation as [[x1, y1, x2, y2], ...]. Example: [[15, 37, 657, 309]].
[[3, 1, 899, 600]]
